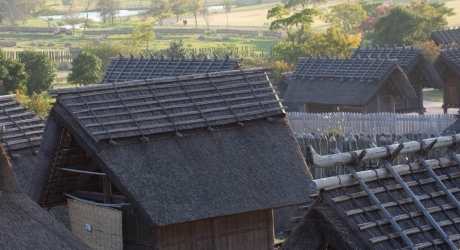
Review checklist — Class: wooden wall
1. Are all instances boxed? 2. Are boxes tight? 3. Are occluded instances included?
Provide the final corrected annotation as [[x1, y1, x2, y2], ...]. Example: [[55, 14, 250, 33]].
[[123, 207, 274, 250], [443, 73, 460, 112]]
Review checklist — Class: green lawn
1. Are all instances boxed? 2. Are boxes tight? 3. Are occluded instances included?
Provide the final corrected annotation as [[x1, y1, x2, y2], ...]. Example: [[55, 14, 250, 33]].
[[423, 89, 444, 102]]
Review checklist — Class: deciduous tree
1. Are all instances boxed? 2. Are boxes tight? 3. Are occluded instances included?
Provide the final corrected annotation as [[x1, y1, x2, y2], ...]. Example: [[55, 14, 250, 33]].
[[0, 50, 27, 95], [126, 22, 156, 52], [67, 52, 102, 86], [18, 51, 56, 95], [97, 0, 119, 25], [169, 0, 188, 22], [150, 0, 172, 26], [222, 0, 234, 27], [267, 7, 322, 46], [188, 0, 202, 26], [302, 26, 361, 57], [200, 8, 211, 29], [324, 2, 367, 35], [373, 1, 452, 45], [0, 0, 29, 27], [36, 7, 59, 28], [283, 0, 327, 9]]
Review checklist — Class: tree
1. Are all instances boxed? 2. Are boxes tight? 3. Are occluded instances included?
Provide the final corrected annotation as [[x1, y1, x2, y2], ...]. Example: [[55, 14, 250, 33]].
[[358, 0, 384, 16], [267, 7, 322, 46], [166, 40, 188, 57], [36, 7, 59, 28], [18, 51, 56, 96], [150, 0, 172, 26], [67, 53, 102, 86], [0, 50, 27, 95], [63, 11, 85, 35], [222, 0, 234, 27], [169, 0, 188, 22], [358, 4, 390, 35], [61, 0, 74, 10], [269, 60, 294, 84], [188, 0, 202, 26], [324, 2, 367, 35], [0, 0, 29, 27], [15, 91, 51, 117], [271, 41, 302, 63], [302, 26, 361, 57], [415, 40, 441, 64], [126, 22, 156, 52], [373, 1, 451, 45], [283, 0, 327, 9], [79, 0, 92, 36], [83, 42, 128, 72], [97, 0, 119, 25], [200, 8, 211, 29]]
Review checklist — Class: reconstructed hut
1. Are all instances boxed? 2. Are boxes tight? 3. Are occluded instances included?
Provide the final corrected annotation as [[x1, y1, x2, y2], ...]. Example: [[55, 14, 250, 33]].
[[282, 57, 417, 113], [101, 55, 241, 83], [282, 135, 460, 250], [30, 68, 315, 250], [352, 46, 443, 113], [0, 94, 43, 193], [0, 144, 89, 249], [434, 47, 460, 113], [430, 28, 460, 46]]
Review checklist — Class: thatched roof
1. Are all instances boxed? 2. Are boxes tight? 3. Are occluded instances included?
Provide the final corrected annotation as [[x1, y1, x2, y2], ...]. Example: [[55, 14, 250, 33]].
[[434, 46, 460, 77], [101, 56, 241, 83], [31, 68, 315, 227], [0, 94, 44, 193], [283, 57, 415, 107], [431, 28, 460, 45], [283, 149, 460, 249], [352, 46, 443, 89], [0, 145, 89, 249]]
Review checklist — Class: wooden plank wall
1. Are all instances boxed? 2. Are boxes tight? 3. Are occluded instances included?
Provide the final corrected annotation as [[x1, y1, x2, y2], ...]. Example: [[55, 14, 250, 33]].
[[122, 209, 273, 250], [287, 112, 456, 135]]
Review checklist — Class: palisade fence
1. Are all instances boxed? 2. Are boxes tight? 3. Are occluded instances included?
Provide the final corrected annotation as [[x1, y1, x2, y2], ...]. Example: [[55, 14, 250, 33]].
[[4, 50, 80, 63], [287, 112, 458, 179], [287, 112, 456, 135]]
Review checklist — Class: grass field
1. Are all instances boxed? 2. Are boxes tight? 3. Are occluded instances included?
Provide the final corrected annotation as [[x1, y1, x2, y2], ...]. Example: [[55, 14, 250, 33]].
[[423, 89, 444, 102]]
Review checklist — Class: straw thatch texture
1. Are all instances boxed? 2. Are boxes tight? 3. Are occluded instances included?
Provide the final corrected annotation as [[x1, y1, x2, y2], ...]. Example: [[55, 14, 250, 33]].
[[68, 199, 122, 250], [284, 161, 460, 250], [50, 69, 283, 143], [101, 57, 241, 83], [352, 46, 444, 89], [435, 47, 460, 76], [0, 145, 89, 249], [431, 28, 460, 45], [32, 68, 315, 227]]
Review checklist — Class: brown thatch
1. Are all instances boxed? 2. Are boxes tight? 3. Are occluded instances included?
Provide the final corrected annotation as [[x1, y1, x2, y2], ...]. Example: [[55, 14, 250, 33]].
[[284, 57, 414, 107], [0, 145, 89, 249], [31, 68, 315, 227], [101, 56, 241, 83], [283, 160, 460, 249], [352, 46, 444, 89]]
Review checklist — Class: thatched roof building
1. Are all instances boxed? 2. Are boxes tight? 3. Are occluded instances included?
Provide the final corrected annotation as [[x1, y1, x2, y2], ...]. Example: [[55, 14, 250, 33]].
[[101, 55, 241, 83], [430, 28, 460, 46], [282, 57, 416, 113], [0, 144, 89, 249], [434, 46, 460, 113], [282, 135, 460, 250], [0, 94, 43, 193], [30, 68, 314, 249]]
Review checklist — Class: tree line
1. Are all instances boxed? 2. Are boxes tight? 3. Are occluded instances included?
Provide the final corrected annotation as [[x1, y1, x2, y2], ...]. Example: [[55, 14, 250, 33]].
[[267, 0, 455, 63]]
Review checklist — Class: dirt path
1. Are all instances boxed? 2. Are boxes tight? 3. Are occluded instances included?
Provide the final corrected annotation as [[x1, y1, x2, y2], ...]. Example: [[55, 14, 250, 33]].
[[423, 100, 458, 115]]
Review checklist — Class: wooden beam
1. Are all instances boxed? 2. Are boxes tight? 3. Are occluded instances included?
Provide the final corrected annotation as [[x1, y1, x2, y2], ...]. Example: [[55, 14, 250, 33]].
[[64, 193, 129, 207], [48, 192, 127, 204], [75, 160, 98, 191], [307, 134, 460, 168], [59, 167, 106, 176]]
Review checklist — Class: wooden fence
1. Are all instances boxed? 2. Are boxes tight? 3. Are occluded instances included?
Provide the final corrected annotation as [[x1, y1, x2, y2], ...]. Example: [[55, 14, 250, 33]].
[[287, 112, 456, 135], [0, 26, 71, 35], [295, 131, 451, 179], [216, 29, 258, 36], [4, 49, 80, 63]]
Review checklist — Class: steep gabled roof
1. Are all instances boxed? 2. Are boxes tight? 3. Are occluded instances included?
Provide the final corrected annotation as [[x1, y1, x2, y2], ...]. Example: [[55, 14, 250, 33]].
[[31, 68, 315, 227], [284, 57, 415, 106], [352, 46, 443, 89], [0, 145, 89, 249], [283, 135, 460, 250], [0, 94, 44, 193], [434, 46, 460, 77], [431, 28, 460, 45], [101, 56, 241, 83]]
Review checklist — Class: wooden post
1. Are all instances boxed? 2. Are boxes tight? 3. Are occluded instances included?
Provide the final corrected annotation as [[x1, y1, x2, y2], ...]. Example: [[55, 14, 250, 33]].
[[267, 209, 275, 250], [103, 176, 112, 203]]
